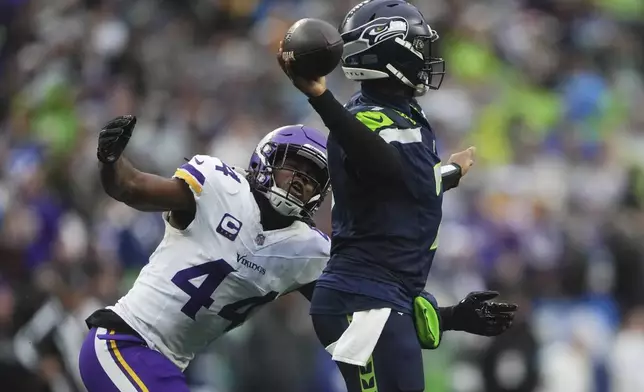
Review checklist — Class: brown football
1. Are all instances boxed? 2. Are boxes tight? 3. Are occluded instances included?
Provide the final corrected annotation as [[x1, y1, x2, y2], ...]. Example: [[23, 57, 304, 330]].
[[282, 18, 344, 78]]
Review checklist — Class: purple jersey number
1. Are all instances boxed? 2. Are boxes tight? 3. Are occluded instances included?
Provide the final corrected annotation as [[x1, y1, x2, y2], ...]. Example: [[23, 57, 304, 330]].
[[219, 291, 278, 332], [171, 259, 278, 330], [215, 161, 241, 183], [171, 259, 233, 320]]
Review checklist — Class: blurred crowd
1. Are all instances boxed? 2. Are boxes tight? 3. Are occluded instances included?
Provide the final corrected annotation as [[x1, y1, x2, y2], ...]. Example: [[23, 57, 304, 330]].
[[1, 0, 644, 391]]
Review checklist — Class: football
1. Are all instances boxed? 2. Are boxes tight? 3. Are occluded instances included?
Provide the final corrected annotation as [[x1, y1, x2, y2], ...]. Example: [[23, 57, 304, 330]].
[[281, 18, 344, 79]]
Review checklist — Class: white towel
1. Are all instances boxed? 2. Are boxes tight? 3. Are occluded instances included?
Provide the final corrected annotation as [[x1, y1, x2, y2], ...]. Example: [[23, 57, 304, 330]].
[[325, 308, 392, 366]]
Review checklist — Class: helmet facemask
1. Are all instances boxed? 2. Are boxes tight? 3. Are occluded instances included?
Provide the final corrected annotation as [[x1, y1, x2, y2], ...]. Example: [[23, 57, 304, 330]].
[[249, 141, 330, 220], [401, 29, 445, 95]]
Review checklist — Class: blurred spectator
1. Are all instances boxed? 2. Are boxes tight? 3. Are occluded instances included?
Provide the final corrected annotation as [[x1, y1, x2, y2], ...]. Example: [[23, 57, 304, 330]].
[[481, 296, 539, 392], [609, 306, 644, 392], [13, 263, 103, 392]]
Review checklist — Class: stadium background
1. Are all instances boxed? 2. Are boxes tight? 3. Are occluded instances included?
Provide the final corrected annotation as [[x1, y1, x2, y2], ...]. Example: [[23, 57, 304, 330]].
[[1, 0, 644, 391]]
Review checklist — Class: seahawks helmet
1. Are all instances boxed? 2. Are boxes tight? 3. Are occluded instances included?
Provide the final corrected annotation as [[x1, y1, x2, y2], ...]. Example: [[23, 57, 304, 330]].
[[248, 125, 330, 219], [339, 0, 445, 96]]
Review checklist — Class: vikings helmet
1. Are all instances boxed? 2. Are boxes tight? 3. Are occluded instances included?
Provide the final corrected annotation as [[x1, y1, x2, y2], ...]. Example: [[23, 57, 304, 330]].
[[339, 0, 445, 96], [248, 125, 330, 219]]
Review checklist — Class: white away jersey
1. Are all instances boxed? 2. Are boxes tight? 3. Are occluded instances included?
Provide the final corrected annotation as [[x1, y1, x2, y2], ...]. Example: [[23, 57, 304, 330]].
[[110, 155, 330, 370]]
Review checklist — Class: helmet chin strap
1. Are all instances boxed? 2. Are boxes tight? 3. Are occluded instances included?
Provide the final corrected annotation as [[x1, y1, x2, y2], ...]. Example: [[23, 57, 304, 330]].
[[252, 190, 297, 231], [266, 185, 304, 218], [413, 84, 428, 97], [385, 64, 428, 97]]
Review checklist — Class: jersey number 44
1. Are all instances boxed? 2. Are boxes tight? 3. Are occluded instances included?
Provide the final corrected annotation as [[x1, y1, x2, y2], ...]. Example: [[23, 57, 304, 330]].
[[171, 259, 277, 331]]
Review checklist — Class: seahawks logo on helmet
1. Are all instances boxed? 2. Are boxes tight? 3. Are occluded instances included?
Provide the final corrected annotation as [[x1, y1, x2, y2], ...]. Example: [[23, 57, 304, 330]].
[[342, 16, 409, 60], [361, 17, 408, 45]]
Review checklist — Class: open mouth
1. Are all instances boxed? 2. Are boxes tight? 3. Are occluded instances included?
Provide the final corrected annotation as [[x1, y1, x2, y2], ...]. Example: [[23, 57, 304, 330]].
[[289, 180, 304, 200]]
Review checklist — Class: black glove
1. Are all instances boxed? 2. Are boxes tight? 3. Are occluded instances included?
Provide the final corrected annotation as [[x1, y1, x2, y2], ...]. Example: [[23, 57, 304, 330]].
[[440, 291, 517, 336], [97, 115, 136, 164]]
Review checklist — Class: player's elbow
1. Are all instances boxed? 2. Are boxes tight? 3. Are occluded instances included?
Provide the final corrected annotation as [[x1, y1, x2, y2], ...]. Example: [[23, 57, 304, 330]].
[[105, 186, 138, 209]]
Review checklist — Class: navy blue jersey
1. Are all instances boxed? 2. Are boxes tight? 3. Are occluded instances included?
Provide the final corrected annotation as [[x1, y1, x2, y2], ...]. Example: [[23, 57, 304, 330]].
[[313, 88, 443, 314]]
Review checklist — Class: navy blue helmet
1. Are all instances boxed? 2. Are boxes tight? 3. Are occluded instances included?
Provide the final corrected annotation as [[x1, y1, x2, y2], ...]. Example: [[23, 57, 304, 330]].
[[339, 0, 445, 96]]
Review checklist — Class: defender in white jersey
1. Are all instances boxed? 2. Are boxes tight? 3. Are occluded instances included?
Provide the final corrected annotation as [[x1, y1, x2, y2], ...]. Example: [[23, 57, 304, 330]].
[[79, 116, 331, 392]]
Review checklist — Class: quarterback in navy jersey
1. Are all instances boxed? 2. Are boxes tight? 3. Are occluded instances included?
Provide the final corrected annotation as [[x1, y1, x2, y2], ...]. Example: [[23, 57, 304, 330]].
[[278, 1, 518, 391]]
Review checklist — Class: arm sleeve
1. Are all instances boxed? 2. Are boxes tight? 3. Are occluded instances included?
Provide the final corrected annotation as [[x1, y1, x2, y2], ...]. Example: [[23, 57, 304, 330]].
[[439, 306, 455, 331], [308, 90, 404, 187], [441, 163, 463, 192]]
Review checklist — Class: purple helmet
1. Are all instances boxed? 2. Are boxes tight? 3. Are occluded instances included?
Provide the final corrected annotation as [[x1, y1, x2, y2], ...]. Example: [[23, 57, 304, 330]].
[[248, 124, 330, 219]]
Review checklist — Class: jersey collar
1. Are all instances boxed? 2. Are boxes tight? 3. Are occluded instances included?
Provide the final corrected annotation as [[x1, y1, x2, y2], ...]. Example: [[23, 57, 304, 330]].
[[360, 84, 415, 116], [359, 85, 430, 128]]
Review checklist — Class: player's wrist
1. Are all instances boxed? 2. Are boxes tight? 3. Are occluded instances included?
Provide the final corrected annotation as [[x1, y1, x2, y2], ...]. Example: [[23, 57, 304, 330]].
[[443, 162, 462, 176], [438, 306, 456, 331], [307, 89, 336, 111], [97, 151, 118, 165], [304, 86, 328, 98], [440, 163, 463, 191]]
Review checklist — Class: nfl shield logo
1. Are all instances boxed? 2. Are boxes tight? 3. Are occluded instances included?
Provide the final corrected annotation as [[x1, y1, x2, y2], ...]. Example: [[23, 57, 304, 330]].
[[255, 234, 265, 245]]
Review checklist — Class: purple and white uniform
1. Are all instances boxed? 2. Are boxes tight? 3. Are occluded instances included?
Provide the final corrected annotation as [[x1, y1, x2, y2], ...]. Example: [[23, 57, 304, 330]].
[[79, 150, 329, 391]]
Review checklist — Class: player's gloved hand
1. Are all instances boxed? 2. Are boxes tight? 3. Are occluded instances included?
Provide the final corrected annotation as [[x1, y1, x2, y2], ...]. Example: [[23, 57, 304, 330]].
[[277, 40, 327, 98], [440, 291, 517, 336], [97, 115, 136, 164]]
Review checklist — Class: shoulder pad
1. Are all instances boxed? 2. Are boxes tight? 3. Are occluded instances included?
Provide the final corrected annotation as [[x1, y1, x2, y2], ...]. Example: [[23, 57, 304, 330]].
[[347, 105, 416, 132], [307, 225, 331, 249], [290, 223, 330, 285], [291, 221, 330, 255], [174, 155, 247, 197], [174, 155, 210, 196]]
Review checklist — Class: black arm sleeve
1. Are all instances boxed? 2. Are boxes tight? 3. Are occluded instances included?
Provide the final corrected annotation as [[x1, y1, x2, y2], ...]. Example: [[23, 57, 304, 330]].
[[439, 306, 455, 331], [441, 163, 463, 192], [308, 90, 404, 187]]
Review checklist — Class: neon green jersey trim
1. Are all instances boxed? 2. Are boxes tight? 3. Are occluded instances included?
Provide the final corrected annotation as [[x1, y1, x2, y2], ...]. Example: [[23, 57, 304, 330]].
[[355, 111, 394, 131]]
